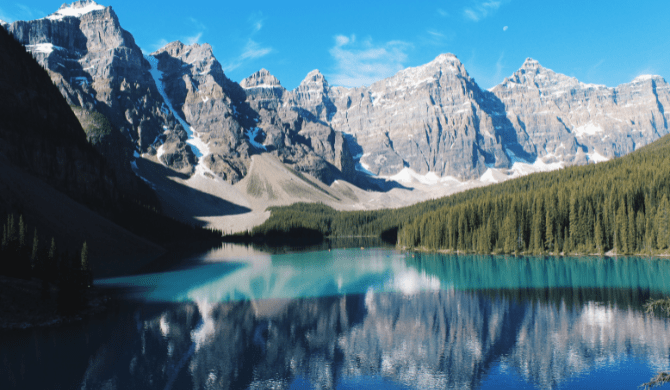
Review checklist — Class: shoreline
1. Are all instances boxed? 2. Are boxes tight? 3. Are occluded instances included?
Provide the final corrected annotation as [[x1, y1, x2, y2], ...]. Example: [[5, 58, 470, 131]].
[[401, 245, 670, 259], [0, 275, 110, 330]]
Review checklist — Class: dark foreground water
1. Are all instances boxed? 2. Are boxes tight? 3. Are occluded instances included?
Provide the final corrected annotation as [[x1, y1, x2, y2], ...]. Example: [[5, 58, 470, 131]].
[[3, 245, 670, 389]]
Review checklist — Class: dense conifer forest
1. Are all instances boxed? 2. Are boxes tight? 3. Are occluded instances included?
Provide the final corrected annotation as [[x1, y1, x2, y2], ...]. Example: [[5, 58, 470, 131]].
[[249, 133, 670, 256]]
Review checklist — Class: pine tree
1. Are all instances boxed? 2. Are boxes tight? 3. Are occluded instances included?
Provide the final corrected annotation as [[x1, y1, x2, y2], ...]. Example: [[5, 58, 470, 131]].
[[81, 241, 89, 271], [545, 206, 555, 253], [627, 202, 636, 253], [18, 215, 26, 248], [31, 228, 38, 270], [617, 203, 628, 254], [48, 237, 56, 261], [594, 215, 603, 255], [657, 195, 670, 250]]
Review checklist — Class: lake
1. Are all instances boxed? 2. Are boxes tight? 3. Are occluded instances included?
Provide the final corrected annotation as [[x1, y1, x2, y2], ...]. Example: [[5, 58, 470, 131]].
[[2, 244, 670, 389]]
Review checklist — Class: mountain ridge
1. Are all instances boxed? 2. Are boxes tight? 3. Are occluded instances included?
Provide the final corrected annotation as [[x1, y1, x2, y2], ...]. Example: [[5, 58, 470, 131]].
[[4, 1, 669, 233]]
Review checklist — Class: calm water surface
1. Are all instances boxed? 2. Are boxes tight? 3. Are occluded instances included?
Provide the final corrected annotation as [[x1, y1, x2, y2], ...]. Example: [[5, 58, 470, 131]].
[[3, 245, 670, 389]]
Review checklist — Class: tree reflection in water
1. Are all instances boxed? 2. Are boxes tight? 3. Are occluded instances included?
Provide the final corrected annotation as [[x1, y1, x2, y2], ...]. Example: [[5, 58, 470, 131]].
[[3, 249, 670, 389]]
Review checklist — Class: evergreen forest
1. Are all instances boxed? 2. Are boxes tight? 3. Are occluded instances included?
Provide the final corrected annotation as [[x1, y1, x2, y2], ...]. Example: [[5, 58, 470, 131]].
[[248, 133, 670, 256]]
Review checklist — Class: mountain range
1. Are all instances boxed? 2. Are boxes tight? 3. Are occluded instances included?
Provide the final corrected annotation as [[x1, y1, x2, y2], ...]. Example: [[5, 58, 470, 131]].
[[3, 0, 669, 232]]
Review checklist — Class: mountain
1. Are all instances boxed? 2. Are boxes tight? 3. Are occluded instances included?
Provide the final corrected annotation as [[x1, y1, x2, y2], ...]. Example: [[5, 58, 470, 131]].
[[5, 0, 669, 233], [288, 56, 670, 180], [0, 23, 165, 275], [489, 58, 670, 164]]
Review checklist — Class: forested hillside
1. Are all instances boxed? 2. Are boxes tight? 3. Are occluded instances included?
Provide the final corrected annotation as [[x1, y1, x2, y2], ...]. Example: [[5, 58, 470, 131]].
[[250, 134, 670, 256]]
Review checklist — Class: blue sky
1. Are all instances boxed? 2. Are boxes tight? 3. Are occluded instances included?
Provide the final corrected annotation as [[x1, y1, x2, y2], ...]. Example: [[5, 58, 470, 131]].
[[2, 1, 669, 90]]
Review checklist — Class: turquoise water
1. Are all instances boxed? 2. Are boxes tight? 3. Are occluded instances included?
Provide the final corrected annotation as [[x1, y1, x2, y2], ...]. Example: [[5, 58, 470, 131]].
[[3, 245, 670, 389]]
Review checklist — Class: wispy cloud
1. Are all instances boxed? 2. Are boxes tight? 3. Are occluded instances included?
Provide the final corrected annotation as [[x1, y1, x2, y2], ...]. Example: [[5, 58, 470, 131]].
[[248, 12, 265, 33], [240, 39, 272, 60], [1, 3, 46, 23], [503, 25, 508, 31], [463, 50, 508, 89], [0, 8, 13, 22], [184, 32, 203, 45], [463, 1, 503, 22], [15, 4, 37, 19], [328, 34, 412, 87], [148, 38, 169, 52], [222, 16, 273, 73], [188, 17, 206, 31], [493, 51, 505, 85], [423, 29, 455, 46], [182, 17, 206, 45], [437, 8, 449, 17]]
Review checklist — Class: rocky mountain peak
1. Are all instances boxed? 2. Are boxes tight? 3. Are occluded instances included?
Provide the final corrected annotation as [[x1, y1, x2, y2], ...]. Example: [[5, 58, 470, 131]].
[[301, 69, 328, 86], [521, 57, 541, 68], [46, 0, 106, 20], [497, 57, 580, 91], [377, 52, 469, 93], [155, 40, 186, 55], [430, 53, 466, 73], [433, 52, 460, 64], [240, 69, 283, 89], [632, 74, 665, 84]]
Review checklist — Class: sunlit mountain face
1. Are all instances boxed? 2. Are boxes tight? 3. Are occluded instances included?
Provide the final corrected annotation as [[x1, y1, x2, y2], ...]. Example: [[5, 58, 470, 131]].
[[3, 248, 670, 389]]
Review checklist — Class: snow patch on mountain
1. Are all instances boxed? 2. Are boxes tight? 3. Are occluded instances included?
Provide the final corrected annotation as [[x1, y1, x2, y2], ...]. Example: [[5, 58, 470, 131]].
[[389, 168, 459, 186], [46, 1, 105, 20], [634, 75, 654, 82], [573, 122, 603, 137], [25, 43, 67, 54], [145, 54, 208, 159], [587, 151, 609, 163]]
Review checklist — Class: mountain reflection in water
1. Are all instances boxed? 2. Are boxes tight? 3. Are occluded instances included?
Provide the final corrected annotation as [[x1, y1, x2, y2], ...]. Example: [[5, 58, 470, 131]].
[[3, 248, 670, 389]]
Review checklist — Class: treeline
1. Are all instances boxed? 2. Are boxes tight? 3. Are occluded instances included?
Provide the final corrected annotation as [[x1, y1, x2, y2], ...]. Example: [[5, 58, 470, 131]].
[[1, 214, 92, 314], [398, 136, 670, 255], [250, 133, 670, 256]]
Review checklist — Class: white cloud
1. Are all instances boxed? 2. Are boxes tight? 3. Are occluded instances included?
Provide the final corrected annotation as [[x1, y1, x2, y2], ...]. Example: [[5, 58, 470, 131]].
[[240, 39, 272, 60], [494, 51, 505, 84], [437, 8, 449, 17], [463, 1, 502, 22], [222, 16, 273, 73], [185, 32, 203, 45], [248, 13, 265, 33], [503, 25, 508, 31], [188, 17, 206, 31], [328, 34, 412, 87], [15, 4, 37, 19], [149, 38, 170, 52]]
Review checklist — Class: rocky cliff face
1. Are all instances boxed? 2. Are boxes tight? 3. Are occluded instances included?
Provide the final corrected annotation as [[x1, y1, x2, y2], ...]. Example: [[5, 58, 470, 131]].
[[490, 59, 670, 164], [287, 55, 670, 180], [5, 1, 182, 153], [147, 43, 355, 184], [326, 54, 512, 177], [7, 1, 670, 188], [6, 1, 356, 185]]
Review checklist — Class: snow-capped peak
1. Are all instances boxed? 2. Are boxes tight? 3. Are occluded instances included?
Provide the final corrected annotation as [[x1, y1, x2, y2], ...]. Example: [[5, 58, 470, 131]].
[[433, 53, 460, 63], [299, 69, 328, 87], [521, 58, 541, 68], [46, 0, 105, 21], [632, 74, 658, 83]]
